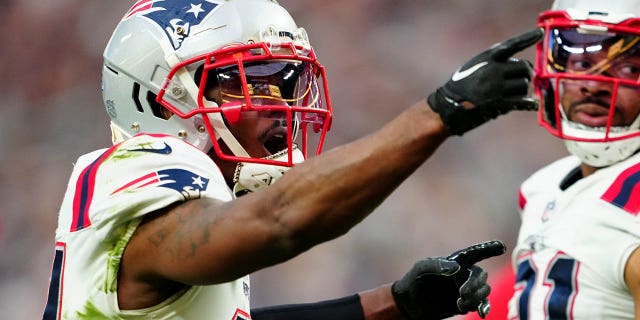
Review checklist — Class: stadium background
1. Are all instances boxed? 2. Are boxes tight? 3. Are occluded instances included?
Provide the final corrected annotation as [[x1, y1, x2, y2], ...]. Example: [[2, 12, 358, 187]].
[[0, 1, 564, 318]]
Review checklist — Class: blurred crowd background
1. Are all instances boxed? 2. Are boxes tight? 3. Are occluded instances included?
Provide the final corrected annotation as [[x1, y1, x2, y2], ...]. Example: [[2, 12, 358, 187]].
[[0, 0, 569, 318]]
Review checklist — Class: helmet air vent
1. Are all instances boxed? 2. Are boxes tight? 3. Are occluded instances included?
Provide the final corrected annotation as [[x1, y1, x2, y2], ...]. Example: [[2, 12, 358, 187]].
[[588, 11, 608, 16], [147, 91, 173, 120], [132, 82, 144, 113]]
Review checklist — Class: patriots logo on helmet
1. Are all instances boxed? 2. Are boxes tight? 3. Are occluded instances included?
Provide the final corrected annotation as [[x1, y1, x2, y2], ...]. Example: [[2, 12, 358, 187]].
[[124, 0, 222, 49]]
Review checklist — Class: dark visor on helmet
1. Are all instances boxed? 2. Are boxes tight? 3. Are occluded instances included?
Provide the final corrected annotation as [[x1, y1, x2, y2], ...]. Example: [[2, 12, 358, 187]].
[[548, 28, 640, 80]]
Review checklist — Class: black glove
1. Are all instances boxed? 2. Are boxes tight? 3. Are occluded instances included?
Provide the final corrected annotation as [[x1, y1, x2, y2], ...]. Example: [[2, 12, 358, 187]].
[[391, 240, 506, 320], [428, 29, 543, 135]]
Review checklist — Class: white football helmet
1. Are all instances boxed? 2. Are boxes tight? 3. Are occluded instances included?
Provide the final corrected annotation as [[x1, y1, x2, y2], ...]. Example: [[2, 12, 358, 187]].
[[535, 0, 640, 166], [102, 0, 332, 195]]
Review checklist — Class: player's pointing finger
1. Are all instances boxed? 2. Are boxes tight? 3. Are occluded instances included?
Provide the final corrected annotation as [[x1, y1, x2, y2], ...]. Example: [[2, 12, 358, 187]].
[[446, 240, 507, 267], [490, 29, 543, 61]]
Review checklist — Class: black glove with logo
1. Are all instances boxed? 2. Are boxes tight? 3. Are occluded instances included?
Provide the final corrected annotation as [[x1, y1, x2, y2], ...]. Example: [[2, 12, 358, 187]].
[[391, 240, 506, 320], [428, 29, 543, 135]]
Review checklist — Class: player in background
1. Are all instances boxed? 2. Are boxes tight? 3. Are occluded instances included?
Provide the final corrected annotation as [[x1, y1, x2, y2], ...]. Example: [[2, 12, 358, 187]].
[[506, 0, 640, 318], [42, 0, 542, 319]]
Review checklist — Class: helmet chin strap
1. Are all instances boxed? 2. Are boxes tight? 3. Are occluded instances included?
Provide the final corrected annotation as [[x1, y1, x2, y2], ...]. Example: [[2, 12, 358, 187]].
[[564, 137, 640, 167], [559, 103, 640, 166], [232, 145, 304, 198]]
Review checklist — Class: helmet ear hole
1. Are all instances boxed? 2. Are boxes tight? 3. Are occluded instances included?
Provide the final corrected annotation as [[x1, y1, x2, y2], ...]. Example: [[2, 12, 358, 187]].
[[146, 91, 173, 120]]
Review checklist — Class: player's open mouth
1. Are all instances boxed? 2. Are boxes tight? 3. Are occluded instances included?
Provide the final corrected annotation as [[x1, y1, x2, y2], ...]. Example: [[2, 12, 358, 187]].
[[263, 126, 288, 154]]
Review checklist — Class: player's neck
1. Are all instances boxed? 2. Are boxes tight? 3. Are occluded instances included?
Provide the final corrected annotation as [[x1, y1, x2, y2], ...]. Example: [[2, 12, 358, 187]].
[[580, 164, 598, 178]]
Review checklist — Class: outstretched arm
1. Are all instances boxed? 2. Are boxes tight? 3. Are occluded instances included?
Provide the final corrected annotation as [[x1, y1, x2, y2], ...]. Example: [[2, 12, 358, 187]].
[[118, 30, 541, 309], [120, 99, 448, 290]]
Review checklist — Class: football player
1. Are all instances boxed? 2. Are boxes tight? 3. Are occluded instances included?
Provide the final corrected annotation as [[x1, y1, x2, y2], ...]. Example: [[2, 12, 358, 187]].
[[510, 0, 640, 318], [42, 0, 541, 319]]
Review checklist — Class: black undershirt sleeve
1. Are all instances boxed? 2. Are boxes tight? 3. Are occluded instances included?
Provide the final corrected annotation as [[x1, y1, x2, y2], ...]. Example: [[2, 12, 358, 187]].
[[250, 294, 366, 320]]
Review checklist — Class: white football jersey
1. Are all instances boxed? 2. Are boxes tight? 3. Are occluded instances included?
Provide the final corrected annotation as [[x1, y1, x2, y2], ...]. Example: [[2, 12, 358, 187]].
[[43, 134, 252, 319], [509, 153, 640, 319]]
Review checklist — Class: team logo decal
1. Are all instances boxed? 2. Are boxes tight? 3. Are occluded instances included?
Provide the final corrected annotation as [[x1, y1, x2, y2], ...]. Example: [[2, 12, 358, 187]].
[[113, 168, 210, 200], [124, 0, 222, 49]]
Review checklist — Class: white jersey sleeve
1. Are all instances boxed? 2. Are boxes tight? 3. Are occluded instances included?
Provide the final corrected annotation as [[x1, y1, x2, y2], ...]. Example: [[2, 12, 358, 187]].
[[510, 154, 640, 319], [44, 134, 251, 319], [56, 134, 232, 237]]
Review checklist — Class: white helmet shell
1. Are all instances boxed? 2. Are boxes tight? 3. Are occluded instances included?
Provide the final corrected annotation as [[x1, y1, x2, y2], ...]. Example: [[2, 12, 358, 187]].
[[102, 0, 301, 151], [552, 0, 640, 23]]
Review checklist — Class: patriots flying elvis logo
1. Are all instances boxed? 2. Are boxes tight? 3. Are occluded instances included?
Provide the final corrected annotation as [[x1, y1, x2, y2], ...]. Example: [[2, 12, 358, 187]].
[[112, 169, 211, 200], [124, 0, 221, 49]]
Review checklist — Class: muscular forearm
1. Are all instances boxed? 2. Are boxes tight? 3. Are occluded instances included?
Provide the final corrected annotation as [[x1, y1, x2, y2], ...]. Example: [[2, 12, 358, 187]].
[[262, 99, 447, 252], [254, 30, 542, 257]]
